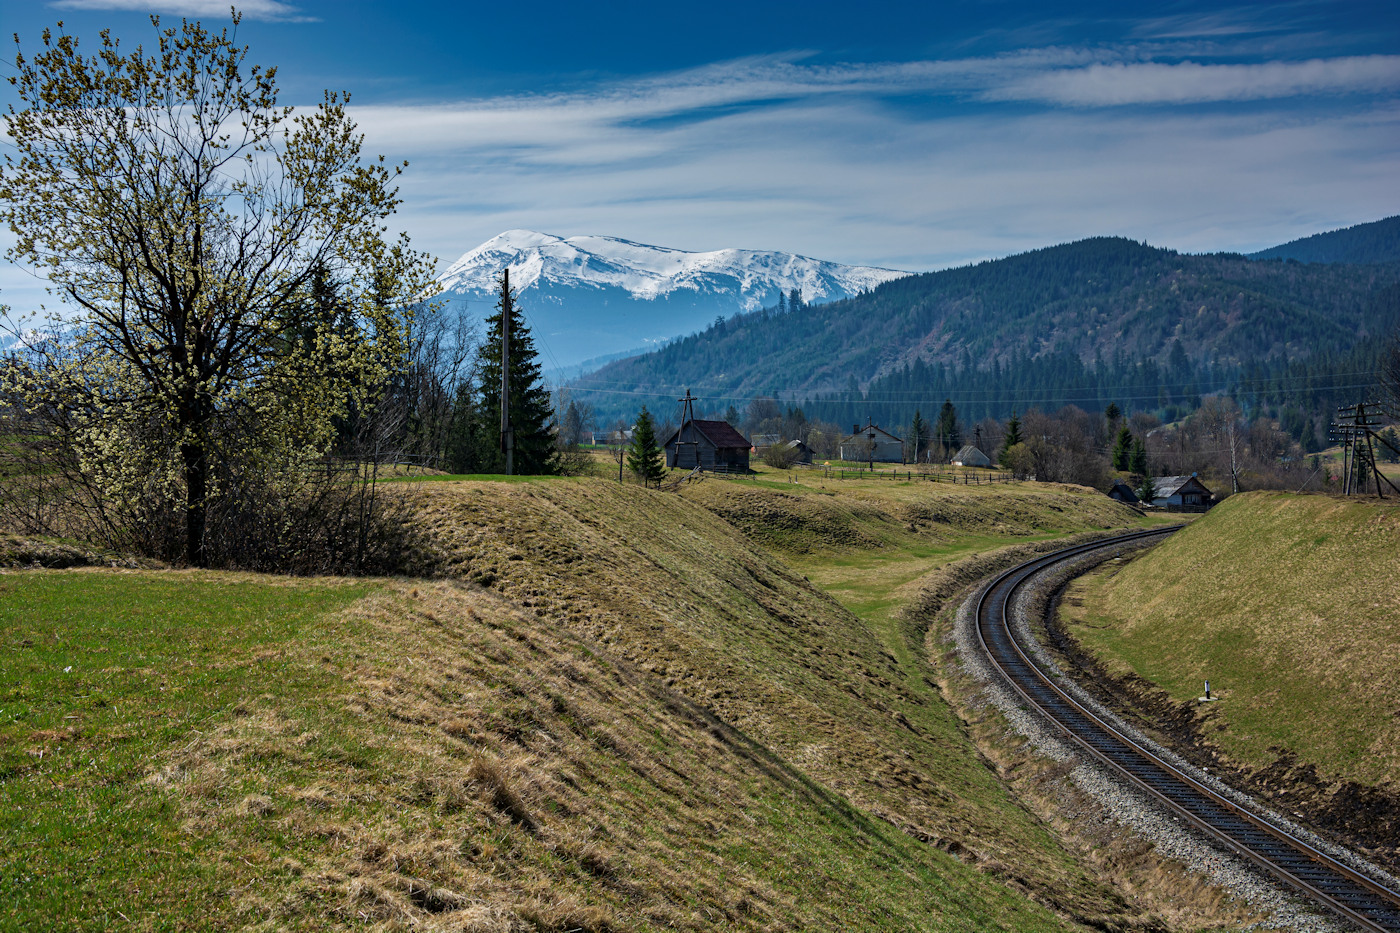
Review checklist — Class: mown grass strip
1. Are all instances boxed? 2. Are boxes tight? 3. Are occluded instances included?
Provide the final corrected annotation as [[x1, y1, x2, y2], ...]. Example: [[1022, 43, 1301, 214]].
[[0, 572, 372, 929]]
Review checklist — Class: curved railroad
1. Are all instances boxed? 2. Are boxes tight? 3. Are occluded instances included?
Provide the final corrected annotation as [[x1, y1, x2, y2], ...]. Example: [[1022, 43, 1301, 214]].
[[976, 529, 1400, 932]]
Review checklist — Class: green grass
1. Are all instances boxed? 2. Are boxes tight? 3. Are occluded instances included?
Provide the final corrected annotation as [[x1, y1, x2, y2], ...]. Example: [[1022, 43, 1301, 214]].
[[0, 476, 1188, 930], [0, 556, 1085, 932], [0, 573, 372, 929], [1062, 491, 1400, 788]]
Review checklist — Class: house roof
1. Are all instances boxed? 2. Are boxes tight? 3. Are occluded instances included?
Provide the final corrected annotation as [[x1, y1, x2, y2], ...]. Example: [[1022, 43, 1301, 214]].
[[841, 424, 903, 444], [751, 433, 782, 447], [783, 439, 810, 450], [1108, 479, 1139, 503], [1152, 474, 1210, 497], [664, 419, 750, 450], [952, 445, 991, 465]]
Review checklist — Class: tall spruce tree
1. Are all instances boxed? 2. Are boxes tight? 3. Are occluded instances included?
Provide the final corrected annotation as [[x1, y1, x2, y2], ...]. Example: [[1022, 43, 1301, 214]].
[[627, 407, 666, 487], [1112, 425, 1134, 471], [909, 410, 929, 462], [999, 411, 1023, 469], [1129, 437, 1149, 476], [935, 399, 961, 455], [471, 271, 558, 474]]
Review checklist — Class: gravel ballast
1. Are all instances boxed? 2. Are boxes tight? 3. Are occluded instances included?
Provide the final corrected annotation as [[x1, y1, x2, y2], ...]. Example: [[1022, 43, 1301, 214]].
[[953, 537, 1400, 933]]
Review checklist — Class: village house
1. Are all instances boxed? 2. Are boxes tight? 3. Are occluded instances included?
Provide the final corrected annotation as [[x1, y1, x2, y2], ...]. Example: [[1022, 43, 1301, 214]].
[[1150, 473, 1213, 511], [663, 419, 751, 472], [781, 439, 814, 464], [951, 444, 992, 468], [1106, 479, 1140, 505], [839, 421, 904, 463]]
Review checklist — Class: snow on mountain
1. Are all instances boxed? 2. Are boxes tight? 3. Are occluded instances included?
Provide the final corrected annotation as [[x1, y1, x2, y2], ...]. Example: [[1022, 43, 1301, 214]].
[[437, 230, 909, 309], [434, 230, 910, 369]]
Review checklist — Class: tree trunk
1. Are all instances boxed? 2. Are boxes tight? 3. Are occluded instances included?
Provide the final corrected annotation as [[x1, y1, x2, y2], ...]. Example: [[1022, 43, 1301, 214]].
[[183, 441, 208, 567]]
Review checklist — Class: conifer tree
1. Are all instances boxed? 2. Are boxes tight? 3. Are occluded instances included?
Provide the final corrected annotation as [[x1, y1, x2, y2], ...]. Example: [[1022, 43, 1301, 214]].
[[909, 410, 929, 462], [1112, 425, 1134, 471], [627, 407, 666, 487], [1129, 437, 1148, 476], [999, 411, 1022, 469], [472, 271, 558, 474], [1137, 474, 1157, 504], [935, 399, 961, 456]]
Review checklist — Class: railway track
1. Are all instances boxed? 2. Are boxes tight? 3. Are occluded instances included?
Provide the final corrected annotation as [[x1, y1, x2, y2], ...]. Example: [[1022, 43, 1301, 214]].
[[975, 529, 1400, 932]]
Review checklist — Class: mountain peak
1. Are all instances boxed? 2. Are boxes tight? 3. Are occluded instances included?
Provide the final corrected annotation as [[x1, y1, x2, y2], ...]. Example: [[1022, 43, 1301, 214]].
[[434, 231, 911, 367], [438, 231, 908, 301]]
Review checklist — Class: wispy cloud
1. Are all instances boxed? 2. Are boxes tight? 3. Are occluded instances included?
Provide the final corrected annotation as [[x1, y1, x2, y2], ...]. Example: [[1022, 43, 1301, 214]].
[[1129, 10, 1293, 39], [345, 50, 1400, 276], [48, 0, 316, 23], [987, 55, 1400, 105]]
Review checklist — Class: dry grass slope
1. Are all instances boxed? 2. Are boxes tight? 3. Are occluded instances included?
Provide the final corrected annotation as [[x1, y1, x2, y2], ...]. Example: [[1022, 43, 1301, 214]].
[[1074, 492, 1399, 787], [4, 474, 1171, 931], [1061, 491, 1400, 870]]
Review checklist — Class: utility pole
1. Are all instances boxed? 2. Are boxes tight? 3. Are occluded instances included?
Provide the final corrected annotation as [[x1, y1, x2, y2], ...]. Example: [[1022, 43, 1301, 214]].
[[678, 388, 699, 470], [867, 420, 876, 473], [499, 268, 513, 476], [1330, 401, 1400, 497]]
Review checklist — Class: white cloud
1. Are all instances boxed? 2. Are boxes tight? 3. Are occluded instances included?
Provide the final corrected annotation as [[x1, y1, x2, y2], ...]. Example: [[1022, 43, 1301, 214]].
[[987, 55, 1400, 106], [48, 0, 316, 22], [347, 60, 1400, 276]]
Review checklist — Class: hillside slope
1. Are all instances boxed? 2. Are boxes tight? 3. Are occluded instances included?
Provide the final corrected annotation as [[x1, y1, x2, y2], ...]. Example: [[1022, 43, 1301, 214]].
[[1060, 492, 1400, 867], [572, 237, 1400, 414], [5, 478, 1165, 931], [1249, 215, 1400, 265]]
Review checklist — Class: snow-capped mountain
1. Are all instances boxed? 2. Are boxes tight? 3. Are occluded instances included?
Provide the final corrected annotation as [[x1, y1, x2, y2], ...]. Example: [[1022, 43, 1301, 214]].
[[436, 230, 910, 368]]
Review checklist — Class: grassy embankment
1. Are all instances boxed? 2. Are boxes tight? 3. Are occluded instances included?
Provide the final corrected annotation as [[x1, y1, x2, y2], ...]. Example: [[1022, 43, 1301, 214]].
[[1061, 491, 1399, 787], [3, 470, 1180, 931], [1059, 491, 1400, 869]]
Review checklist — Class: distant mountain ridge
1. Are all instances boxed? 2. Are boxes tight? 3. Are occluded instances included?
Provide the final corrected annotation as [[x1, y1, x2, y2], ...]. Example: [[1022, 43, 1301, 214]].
[[434, 230, 909, 366], [572, 234, 1400, 422], [1249, 215, 1400, 265]]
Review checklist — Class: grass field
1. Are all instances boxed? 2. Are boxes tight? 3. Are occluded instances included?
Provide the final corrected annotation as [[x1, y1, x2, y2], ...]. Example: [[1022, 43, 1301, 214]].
[[1060, 491, 1400, 789], [3, 474, 1175, 932]]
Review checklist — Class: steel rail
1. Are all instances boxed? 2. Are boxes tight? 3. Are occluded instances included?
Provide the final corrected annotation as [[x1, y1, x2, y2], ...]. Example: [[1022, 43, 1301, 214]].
[[974, 529, 1400, 932]]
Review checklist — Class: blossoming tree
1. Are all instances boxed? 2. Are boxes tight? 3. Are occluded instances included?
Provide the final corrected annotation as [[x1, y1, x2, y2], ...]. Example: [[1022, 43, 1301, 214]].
[[0, 16, 436, 565]]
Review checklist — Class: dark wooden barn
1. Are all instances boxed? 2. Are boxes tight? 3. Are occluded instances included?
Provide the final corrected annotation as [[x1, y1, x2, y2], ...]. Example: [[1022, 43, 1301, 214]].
[[664, 419, 751, 472], [1107, 479, 1140, 504]]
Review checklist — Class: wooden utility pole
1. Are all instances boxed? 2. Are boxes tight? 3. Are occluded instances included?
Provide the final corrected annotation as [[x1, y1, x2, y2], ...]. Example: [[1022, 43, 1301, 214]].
[[499, 268, 513, 476], [678, 388, 699, 469]]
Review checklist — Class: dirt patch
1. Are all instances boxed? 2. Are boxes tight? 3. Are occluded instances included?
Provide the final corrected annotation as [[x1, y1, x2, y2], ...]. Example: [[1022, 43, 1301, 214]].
[[0, 532, 158, 569]]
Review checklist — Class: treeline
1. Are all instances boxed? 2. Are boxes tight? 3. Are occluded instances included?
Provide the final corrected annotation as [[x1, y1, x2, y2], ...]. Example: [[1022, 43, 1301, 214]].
[[573, 238, 1399, 418]]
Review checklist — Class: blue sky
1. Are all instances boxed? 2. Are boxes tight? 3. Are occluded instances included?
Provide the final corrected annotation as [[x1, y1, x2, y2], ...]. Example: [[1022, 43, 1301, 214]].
[[3, 0, 1400, 312]]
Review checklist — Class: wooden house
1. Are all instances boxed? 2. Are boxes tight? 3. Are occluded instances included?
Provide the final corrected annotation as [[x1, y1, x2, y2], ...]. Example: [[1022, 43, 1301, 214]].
[[839, 422, 905, 463], [750, 433, 782, 453], [1107, 479, 1139, 504], [663, 419, 751, 472], [1149, 474, 1213, 511], [782, 439, 813, 464], [951, 445, 992, 468]]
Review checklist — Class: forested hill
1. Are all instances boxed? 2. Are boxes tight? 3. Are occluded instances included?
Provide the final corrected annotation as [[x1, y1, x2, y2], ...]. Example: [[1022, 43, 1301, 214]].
[[571, 237, 1400, 419], [1250, 215, 1400, 265]]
